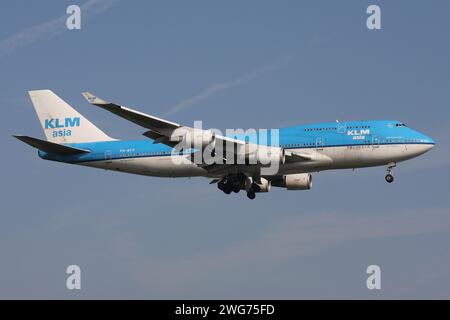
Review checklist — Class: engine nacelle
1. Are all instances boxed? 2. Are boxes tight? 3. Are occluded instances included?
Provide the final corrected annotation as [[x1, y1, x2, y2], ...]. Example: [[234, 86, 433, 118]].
[[173, 129, 216, 149], [245, 146, 285, 166], [252, 177, 271, 193], [275, 173, 312, 190]]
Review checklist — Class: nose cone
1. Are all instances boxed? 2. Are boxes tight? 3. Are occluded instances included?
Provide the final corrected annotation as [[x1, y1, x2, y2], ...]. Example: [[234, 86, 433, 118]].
[[409, 127, 435, 145], [410, 131, 435, 157], [422, 142, 434, 153], [420, 134, 435, 150]]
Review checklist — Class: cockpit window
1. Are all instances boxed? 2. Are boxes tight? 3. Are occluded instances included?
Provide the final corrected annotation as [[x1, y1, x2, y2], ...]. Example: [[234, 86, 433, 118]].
[[395, 123, 407, 127]]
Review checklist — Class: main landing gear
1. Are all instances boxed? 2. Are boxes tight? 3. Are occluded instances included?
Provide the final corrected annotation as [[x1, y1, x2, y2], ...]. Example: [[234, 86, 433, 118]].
[[218, 175, 244, 195], [385, 162, 396, 183], [217, 174, 257, 200]]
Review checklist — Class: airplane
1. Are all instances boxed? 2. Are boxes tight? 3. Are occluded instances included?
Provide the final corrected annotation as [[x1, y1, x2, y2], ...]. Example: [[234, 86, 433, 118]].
[[14, 90, 435, 199]]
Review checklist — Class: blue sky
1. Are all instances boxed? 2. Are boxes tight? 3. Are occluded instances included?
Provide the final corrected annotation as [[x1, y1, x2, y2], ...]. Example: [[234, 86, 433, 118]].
[[1, 0, 449, 298]]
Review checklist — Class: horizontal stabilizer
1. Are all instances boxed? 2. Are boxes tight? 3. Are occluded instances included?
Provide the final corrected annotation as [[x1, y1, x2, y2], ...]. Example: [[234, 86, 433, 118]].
[[13, 135, 90, 155]]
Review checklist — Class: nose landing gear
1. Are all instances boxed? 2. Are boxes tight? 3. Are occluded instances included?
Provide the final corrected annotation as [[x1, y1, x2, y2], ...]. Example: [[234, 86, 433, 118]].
[[385, 162, 396, 183], [385, 173, 394, 183]]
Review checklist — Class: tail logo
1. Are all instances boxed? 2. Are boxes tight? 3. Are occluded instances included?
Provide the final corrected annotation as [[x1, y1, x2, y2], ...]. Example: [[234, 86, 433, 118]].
[[44, 117, 80, 138]]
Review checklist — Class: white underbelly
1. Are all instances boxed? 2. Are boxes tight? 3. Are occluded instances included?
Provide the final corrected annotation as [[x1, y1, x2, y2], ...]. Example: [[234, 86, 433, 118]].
[[80, 155, 208, 177], [278, 143, 432, 174], [79, 143, 432, 177]]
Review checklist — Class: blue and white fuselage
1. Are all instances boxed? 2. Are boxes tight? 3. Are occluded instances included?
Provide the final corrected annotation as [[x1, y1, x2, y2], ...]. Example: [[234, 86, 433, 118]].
[[16, 90, 435, 199], [39, 120, 434, 177]]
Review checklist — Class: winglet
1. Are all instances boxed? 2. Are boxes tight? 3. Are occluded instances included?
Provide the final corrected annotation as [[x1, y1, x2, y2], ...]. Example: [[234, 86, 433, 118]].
[[82, 92, 108, 105]]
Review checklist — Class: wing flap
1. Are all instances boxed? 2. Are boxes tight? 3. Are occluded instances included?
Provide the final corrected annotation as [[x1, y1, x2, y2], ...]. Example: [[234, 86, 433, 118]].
[[285, 150, 333, 163], [142, 130, 179, 147]]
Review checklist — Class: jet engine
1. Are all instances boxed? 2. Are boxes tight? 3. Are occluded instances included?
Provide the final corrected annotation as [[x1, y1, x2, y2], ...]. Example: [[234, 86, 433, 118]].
[[245, 146, 285, 166], [171, 129, 216, 149], [272, 173, 312, 190], [252, 177, 271, 193]]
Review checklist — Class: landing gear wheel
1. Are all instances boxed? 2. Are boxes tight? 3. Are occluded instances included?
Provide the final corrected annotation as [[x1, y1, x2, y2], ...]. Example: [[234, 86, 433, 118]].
[[385, 173, 394, 183], [246, 191, 256, 200], [232, 185, 240, 193], [385, 162, 396, 184], [223, 186, 232, 194], [218, 178, 233, 194]]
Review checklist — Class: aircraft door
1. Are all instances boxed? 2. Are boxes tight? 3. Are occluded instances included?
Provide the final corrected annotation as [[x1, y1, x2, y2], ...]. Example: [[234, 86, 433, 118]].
[[372, 135, 380, 148], [105, 150, 113, 163], [336, 122, 347, 134], [316, 137, 324, 150]]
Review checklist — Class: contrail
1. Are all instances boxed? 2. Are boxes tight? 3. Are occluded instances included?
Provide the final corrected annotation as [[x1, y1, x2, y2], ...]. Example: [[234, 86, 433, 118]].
[[0, 0, 120, 59], [163, 55, 293, 116]]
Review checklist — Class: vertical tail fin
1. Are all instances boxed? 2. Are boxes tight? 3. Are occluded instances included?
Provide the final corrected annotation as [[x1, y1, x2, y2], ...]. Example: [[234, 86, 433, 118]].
[[29, 90, 114, 143]]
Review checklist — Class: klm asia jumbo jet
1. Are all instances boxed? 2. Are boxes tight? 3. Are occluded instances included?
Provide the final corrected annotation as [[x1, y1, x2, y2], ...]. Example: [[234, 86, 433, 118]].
[[15, 90, 435, 199]]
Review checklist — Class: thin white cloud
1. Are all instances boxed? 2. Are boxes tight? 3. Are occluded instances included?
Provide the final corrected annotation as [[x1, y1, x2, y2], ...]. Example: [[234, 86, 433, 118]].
[[121, 207, 450, 290], [0, 0, 120, 59], [162, 55, 293, 116]]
